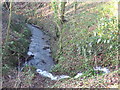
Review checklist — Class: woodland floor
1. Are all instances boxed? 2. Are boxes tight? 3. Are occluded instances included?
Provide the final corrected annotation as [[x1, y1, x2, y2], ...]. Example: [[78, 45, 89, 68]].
[[2, 2, 119, 88]]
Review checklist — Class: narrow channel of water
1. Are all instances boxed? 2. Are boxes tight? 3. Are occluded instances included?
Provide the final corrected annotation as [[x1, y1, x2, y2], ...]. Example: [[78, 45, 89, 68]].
[[22, 24, 110, 81], [25, 24, 54, 71], [23, 24, 70, 80]]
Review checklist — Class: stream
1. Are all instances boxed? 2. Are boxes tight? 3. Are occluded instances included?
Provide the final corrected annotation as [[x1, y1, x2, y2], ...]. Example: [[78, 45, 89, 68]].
[[22, 24, 110, 81], [25, 24, 54, 71], [23, 24, 70, 80]]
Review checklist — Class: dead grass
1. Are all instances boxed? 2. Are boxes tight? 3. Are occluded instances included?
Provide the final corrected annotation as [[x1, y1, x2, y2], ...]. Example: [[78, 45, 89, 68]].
[[52, 70, 119, 88]]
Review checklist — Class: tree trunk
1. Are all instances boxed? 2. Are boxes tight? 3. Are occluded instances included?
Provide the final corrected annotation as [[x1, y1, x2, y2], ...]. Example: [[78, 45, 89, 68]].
[[59, 2, 66, 24], [74, 1, 77, 14]]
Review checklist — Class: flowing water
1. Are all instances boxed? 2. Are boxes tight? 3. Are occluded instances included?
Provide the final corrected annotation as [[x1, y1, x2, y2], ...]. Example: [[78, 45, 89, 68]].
[[24, 24, 70, 80], [22, 24, 110, 81], [25, 24, 54, 71]]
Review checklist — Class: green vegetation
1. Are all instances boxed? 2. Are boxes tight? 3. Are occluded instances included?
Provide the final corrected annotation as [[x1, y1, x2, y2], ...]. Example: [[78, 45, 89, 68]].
[[52, 2, 119, 76], [2, 12, 31, 74], [2, 1, 119, 88]]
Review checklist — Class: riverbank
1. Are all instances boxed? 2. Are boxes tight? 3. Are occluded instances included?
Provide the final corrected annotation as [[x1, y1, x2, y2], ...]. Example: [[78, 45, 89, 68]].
[[2, 9, 56, 88], [2, 8, 31, 73], [2, 2, 119, 88]]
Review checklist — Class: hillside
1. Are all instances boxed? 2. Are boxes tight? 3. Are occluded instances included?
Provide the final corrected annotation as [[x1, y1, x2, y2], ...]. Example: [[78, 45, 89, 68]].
[[2, 1, 119, 88]]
